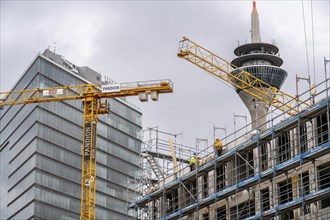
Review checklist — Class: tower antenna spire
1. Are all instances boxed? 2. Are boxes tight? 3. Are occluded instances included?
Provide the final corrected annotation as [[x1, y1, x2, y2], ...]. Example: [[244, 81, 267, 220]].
[[251, 1, 261, 43]]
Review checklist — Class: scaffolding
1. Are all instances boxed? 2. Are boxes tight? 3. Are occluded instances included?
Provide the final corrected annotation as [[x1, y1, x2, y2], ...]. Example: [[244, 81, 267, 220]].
[[127, 127, 205, 218], [129, 78, 330, 219]]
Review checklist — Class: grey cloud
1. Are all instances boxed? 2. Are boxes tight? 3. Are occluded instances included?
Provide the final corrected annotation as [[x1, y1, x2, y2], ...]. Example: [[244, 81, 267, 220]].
[[1, 1, 329, 148]]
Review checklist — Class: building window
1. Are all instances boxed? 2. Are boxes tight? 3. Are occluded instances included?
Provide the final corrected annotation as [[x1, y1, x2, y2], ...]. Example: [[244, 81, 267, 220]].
[[202, 212, 209, 220], [247, 151, 254, 177], [202, 173, 208, 198], [260, 187, 270, 212], [216, 206, 226, 220], [278, 131, 291, 164], [280, 211, 294, 220], [216, 164, 225, 191], [183, 180, 197, 206], [316, 113, 329, 145], [165, 189, 178, 214], [236, 150, 254, 183], [299, 171, 310, 215], [299, 123, 308, 154], [318, 164, 330, 209], [298, 172, 310, 196], [152, 199, 160, 219], [260, 142, 269, 171], [230, 200, 255, 220], [278, 179, 293, 219]]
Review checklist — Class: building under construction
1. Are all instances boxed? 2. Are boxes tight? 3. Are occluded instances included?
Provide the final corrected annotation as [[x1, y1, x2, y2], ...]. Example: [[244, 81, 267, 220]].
[[129, 78, 330, 219], [0, 2, 329, 220], [128, 2, 330, 220]]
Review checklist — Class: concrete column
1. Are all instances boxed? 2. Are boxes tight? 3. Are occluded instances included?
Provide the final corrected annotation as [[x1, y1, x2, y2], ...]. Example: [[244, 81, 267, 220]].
[[226, 199, 230, 220], [159, 196, 165, 218], [227, 161, 234, 186], [210, 206, 215, 220], [209, 170, 215, 195], [290, 130, 295, 158], [309, 166, 318, 215], [292, 174, 299, 220], [238, 90, 269, 132], [255, 188, 261, 214], [198, 176, 203, 199], [306, 120, 314, 150], [178, 185, 185, 212], [253, 146, 260, 177], [293, 127, 299, 155], [269, 179, 276, 211]]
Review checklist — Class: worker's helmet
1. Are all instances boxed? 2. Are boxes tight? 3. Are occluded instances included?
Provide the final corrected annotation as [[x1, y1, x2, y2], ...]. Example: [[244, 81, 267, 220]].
[[192, 152, 197, 155]]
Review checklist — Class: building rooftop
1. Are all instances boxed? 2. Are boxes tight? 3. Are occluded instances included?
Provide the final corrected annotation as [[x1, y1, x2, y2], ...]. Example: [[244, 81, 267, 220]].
[[42, 49, 104, 85]]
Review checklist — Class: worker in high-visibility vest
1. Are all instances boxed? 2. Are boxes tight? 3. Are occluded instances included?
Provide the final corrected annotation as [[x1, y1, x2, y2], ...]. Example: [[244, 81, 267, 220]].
[[214, 138, 223, 157], [189, 152, 197, 171]]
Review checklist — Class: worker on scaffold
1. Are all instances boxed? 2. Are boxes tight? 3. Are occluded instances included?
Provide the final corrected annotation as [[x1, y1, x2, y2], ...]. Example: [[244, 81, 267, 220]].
[[214, 138, 223, 157], [189, 152, 198, 171]]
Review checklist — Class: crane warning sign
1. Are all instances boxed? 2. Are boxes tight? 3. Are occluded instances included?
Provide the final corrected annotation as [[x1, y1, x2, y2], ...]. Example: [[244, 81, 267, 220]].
[[102, 84, 121, 93], [43, 89, 64, 97]]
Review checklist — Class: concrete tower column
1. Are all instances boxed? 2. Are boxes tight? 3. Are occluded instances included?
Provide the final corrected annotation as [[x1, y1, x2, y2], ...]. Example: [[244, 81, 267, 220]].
[[239, 91, 268, 131]]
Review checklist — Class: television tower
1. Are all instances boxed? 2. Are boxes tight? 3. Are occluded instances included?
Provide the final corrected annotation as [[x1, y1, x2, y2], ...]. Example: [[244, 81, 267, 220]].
[[231, 1, 288, 132]]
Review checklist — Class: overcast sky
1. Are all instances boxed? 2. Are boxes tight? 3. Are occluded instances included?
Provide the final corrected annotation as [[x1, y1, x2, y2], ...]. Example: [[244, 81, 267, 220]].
[[1, 1, 329, 149]]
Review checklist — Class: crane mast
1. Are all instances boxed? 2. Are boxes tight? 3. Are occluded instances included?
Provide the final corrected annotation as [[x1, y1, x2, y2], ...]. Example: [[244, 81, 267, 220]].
[[81, 92, 98, 219], [177, 37, 309, 116], [0, 80, 173, 219]]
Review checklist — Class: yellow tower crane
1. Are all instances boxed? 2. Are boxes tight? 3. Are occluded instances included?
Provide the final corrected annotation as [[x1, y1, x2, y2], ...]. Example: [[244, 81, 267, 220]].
[[177, 37, 309, 116], [0, 80, 173, 219]]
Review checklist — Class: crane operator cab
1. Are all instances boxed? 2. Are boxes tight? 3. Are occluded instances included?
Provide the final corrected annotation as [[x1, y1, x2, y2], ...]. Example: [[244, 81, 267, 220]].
[[98, 99, 110, 114]]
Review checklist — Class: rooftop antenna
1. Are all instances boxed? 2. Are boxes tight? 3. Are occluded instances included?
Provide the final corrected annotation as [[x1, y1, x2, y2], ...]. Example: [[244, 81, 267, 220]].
[[53, 41, 57, 54], [272, 39, 276, 45]]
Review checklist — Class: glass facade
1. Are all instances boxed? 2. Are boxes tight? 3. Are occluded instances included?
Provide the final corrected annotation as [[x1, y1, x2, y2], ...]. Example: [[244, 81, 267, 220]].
[[0, 54, 142, 219]]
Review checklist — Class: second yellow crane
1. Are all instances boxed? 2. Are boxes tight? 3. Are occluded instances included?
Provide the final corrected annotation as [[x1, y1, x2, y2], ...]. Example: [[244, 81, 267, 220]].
[[177, 37, 310, 116]]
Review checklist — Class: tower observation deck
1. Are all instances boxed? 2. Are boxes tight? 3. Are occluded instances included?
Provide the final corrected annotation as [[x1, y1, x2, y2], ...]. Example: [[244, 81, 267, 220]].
[[231, 1, 287, 131]]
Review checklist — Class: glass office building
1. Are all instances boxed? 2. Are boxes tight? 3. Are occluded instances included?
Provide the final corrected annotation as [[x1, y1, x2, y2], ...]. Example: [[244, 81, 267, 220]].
[[0, 49, 142, 219]]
